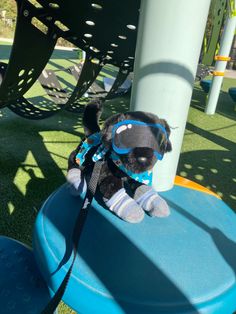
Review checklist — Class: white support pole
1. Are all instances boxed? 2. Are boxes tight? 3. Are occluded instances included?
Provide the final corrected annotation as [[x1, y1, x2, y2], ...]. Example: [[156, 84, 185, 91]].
[[205, 2, 236, 115], [130, 0, 211, 191]]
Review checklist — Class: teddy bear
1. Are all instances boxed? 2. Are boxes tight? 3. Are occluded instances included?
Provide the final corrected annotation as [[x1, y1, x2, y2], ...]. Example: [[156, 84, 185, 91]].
[[67, 101, 172, 223]]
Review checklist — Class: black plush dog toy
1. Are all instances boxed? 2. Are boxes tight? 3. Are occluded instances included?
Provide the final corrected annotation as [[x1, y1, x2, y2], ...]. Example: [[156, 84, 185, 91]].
[[67, 101, 172, 223]]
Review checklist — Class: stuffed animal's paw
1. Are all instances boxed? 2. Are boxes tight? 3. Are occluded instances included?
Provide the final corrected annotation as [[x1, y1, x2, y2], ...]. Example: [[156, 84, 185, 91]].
[[66, 168, 87, 196], [104, 188, 144, 223], [134, 186, 170, 218]]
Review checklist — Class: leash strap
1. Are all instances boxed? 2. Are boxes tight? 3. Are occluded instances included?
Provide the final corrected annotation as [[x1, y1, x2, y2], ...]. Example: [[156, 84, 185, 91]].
[[41, 160, 104, 313]]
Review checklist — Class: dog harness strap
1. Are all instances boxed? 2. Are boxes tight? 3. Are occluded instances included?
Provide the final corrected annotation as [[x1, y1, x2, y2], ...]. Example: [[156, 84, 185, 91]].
[[75, 132, 102, 166], [75, 132, 109, 166]]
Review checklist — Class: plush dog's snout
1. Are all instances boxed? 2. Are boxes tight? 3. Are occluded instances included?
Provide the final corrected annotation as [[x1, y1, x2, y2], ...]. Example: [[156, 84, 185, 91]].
[[137, 156, 148, 164], [133, 147, 154, 166]]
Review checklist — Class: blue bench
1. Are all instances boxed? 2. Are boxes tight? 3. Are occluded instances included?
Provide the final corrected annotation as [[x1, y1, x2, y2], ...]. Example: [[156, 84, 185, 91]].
[[228, 87, 236, 102], [200, 79, 212, 93], [0, 236, 53, 314], [33, 182, 236, 313]]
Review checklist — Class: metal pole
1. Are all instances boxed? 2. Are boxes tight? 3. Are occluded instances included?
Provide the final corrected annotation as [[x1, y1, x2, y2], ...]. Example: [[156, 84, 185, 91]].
[[130, 0, 211, 191], [205, 1, 236, 115]]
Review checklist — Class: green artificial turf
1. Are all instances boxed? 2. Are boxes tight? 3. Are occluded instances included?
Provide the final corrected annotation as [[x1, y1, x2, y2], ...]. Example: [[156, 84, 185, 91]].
[[181, 78, 236, 209], [0, 41, 236, 313]]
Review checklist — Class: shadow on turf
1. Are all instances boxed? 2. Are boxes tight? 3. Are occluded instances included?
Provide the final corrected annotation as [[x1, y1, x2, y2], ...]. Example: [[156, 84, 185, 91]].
[[191, 84, 236, 121], [178, 148, 236, 210], [0, 95, 129, 246], [184, 85, 236, 210], [0, 110, 83, 245]]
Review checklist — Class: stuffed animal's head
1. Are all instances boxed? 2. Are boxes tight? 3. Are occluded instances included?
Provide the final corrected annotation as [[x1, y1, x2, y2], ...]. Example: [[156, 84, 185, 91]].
[[101, 111, 172, 173]]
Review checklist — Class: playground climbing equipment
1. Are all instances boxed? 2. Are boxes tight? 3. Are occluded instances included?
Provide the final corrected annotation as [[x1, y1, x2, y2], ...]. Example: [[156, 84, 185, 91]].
[[0, 0, 228, 119], [0, 0, 139, 118]]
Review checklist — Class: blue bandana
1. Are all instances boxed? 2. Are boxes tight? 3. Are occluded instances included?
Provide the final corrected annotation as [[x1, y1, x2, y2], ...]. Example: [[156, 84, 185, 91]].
[[110, 151, 153, 186], [75, 132, 153, 185]]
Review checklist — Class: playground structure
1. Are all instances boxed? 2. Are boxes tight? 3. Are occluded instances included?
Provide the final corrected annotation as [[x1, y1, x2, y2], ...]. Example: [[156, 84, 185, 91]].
[[0, 0, 139, 117], [205, 0, 236, 114], [0, 0, 236, 313]]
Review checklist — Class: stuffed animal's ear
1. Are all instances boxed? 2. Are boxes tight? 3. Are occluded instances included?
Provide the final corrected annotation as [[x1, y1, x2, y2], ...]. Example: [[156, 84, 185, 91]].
[[101, 113, 125, 148], [160, 119, 172, 153]]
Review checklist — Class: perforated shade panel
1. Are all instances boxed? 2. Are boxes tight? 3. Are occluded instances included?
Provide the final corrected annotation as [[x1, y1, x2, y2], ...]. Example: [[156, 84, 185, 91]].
[[52, 0, 140, 69], [0, 0, 140, 112], [0, 0, 224, 119], [0, 0, 58, 107]]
